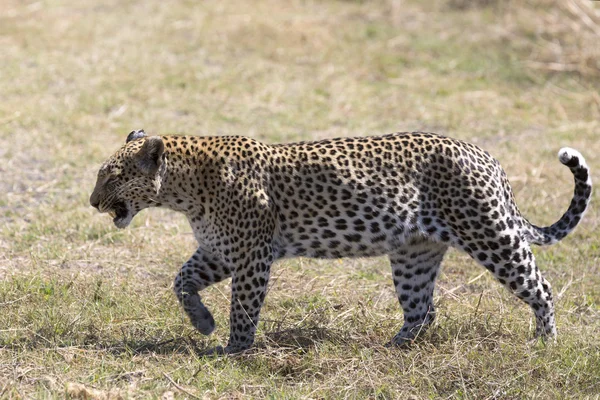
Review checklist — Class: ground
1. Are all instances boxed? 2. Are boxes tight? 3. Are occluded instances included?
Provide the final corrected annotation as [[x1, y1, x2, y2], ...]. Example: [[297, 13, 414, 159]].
[[1, 0, 599, 398]]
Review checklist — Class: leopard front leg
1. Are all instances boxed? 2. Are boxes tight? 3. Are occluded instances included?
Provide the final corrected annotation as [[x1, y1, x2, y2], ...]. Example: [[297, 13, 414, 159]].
[[221, 245, 274, 354], [173, 248, 231, 335]]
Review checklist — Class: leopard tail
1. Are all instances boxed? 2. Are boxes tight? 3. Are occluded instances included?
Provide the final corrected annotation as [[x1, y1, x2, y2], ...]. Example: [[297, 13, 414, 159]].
[[523, 148, 592, 246]]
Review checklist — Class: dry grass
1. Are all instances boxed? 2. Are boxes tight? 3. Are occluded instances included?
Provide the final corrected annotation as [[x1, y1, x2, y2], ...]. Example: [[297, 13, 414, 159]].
[[0, 0, 599, 398]]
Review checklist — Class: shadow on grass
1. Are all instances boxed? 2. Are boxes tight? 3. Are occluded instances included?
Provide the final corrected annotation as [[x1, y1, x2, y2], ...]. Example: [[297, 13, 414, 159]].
[[0, 326, 347, 357], [95, 336, 198, 355], [0, 334, 203, 356], [258, 325, 348, 353]]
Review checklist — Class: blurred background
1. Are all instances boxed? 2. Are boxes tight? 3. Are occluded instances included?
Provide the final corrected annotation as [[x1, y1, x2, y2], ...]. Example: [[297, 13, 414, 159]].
[[0, 0, 599, 398]]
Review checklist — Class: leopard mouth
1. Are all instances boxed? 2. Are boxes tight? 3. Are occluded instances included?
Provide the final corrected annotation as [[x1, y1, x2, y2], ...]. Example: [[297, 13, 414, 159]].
[[110, 201, 131, 228]]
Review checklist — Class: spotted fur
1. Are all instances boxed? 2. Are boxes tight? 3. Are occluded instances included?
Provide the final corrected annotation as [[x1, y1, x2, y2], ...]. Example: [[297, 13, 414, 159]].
[[90, 130, 592, 354]]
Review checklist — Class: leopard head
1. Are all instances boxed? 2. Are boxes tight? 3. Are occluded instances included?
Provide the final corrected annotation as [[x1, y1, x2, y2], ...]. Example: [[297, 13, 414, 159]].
[[90, 130, 165, 228]]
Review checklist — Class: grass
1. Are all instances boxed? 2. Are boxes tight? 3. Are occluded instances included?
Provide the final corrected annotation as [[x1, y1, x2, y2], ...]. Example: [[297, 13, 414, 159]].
[[1, 0, 599, 398]]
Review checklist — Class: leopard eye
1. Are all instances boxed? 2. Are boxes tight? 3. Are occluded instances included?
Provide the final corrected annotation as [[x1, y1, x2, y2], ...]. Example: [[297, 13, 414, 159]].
[[100, 172, 118, 187], [107, 174, 120, 185]]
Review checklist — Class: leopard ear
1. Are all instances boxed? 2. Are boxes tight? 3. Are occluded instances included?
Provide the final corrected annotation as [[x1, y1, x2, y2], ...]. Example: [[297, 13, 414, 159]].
[[136, 136, 164, 176], [127, 129, 146, 143]]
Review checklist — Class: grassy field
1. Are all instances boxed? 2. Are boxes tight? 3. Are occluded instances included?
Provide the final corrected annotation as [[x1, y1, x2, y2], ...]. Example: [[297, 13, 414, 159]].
[[1, 0, 599, 398]]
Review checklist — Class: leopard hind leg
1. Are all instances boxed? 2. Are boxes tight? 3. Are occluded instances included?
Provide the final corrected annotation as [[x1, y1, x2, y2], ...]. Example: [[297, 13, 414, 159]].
[[388, 238, 448, 346], [461, 231, 556, 339]]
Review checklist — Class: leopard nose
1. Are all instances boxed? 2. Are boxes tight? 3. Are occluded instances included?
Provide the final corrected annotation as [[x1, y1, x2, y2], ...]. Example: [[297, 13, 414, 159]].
[[90, 193, 100, 210]]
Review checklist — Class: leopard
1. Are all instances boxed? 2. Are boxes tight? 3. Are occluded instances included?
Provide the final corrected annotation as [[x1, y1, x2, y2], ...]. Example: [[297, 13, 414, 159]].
[[90, 129, 592, 354]]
